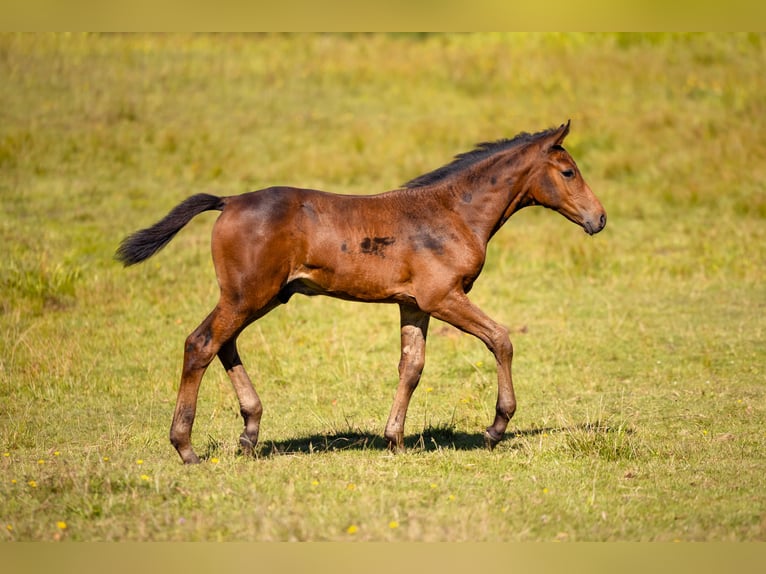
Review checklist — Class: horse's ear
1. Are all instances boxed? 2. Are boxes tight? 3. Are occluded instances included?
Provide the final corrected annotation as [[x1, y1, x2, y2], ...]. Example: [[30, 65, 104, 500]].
[[545, 120, 571, 150], [541, 120, 571, 152]]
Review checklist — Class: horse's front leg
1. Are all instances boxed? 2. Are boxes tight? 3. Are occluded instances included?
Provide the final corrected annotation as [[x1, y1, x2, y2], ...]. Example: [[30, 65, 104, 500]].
[[429, 290, 516, 449], [384, 304, 430, 451]]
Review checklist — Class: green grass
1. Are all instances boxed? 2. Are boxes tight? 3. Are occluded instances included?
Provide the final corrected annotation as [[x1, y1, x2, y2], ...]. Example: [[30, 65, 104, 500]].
[[1, 32, 765, 541]]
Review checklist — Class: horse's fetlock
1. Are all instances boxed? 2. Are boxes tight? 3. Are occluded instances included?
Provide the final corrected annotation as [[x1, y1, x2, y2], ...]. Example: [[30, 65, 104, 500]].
[[169, 430, 184, 450], [498, 399, 517, 420], [240, 400, 263, 420]]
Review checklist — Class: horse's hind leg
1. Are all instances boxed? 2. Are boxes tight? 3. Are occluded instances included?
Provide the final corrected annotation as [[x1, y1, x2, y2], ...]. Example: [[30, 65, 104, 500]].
[[169, 304, 249, 464], [218, 337, 262, 457], [384, 304, 430, 451]]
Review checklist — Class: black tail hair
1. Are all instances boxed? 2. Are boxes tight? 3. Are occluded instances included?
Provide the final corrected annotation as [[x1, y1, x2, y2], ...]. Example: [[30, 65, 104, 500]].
[[115, 193, 224, 266]]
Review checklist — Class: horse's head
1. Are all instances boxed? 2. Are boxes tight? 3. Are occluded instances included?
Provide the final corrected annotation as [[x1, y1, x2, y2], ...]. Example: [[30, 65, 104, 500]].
[[525, 121, 606, 235]]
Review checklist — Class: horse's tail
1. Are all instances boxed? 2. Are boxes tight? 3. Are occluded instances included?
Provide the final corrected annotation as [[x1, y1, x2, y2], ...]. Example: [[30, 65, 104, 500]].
[[115, 193, 225, 266]]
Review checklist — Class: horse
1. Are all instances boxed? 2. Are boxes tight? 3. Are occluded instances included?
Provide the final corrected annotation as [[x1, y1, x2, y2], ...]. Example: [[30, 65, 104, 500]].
[[116, 120, 606, 464]]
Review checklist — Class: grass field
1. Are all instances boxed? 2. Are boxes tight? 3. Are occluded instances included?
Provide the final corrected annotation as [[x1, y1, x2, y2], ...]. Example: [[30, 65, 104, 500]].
[[1, 33, 765, 541]]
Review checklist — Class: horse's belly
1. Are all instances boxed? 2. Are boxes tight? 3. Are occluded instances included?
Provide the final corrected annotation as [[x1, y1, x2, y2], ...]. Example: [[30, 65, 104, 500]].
[[286, 259, 410, 304]]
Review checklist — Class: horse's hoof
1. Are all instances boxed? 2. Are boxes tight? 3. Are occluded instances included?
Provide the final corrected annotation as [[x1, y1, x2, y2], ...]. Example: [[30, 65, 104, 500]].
[[386, 438, 405, 454], [484, 429, 502, 450], [239, 434, 257, 457], [182, 453, 201, 465]]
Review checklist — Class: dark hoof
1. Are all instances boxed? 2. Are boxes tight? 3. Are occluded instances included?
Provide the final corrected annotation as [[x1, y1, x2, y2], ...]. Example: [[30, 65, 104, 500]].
[[387, 440, 405, 454], [239, 433, 257, 457], [484, 429, 502, 450], [385, 431, 405, 453]]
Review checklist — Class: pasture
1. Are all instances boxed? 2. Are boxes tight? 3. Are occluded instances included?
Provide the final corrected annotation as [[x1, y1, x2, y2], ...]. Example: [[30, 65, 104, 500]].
[[1, 33, 764, 541]]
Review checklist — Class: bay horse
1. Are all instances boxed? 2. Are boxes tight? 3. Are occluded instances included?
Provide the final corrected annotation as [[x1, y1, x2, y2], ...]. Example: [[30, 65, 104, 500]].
[[116, 120, 606, 464]]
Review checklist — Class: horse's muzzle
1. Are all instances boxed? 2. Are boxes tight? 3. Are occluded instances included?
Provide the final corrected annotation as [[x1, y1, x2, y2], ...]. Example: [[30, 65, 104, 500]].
[[584, 212, 607, 235]]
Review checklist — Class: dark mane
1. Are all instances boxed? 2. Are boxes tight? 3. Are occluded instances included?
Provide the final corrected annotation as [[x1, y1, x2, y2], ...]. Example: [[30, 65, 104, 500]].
[[403, 126, 561, 189]]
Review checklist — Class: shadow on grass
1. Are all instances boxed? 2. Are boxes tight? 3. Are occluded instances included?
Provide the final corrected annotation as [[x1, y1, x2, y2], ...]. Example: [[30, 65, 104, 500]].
[[224, 424, 618, 459]]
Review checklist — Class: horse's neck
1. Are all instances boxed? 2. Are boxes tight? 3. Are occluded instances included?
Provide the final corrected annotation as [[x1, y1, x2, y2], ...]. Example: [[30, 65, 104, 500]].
[[443, 152, 532, 244]]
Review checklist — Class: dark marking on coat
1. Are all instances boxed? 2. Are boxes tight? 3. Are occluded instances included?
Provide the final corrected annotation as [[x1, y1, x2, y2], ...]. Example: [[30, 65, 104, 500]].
[[490, 176, 497, 185], [301, 202, 318, 222], [360, 236, 396, 257], [255, 187, 294, 222], [186, 328, 212, 354], [340, 241, 348, 252], [179, 406, 196, 426], [410, 231, 445, 255], [462, 192, 473, 204], [541, 173, 560, 204]]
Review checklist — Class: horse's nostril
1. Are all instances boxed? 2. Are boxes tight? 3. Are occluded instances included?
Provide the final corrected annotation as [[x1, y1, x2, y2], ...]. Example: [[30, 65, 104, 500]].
[[599, 213, 606, 229]]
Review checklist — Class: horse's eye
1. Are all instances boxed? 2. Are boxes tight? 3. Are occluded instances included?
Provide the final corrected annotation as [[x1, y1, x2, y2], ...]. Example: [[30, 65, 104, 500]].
[[561, 169, 575, 179]]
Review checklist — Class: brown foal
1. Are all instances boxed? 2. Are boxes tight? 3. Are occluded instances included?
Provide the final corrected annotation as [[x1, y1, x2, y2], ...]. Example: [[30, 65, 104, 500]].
[[116, 121, 606, 464]]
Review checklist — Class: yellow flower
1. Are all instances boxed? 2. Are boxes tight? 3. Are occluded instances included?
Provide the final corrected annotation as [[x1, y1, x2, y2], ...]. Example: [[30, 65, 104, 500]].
[[140, 474, 150, 481], [136, 459, 144, 465], [37, 459, 45, 465], [28, 480, 37, 488], [311, 479, 319, 486], [448, 494, 456, 501], [429, 483, 437, 489], [57, 521, 67, 530], [475, 361, 484, 368], [388, 521, 399, 529], [53, 451, 60, 457], [3, 452, 9, 457], [425, 387, 434, 393], [6, 524, 13, 532], [542, 487, 549, 494], [103, 456, 110, 462], [346, 524, 358, 534], [346, 483, 356, 491], [210, 457, 219, 464], [11, 479, 17, 484]]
